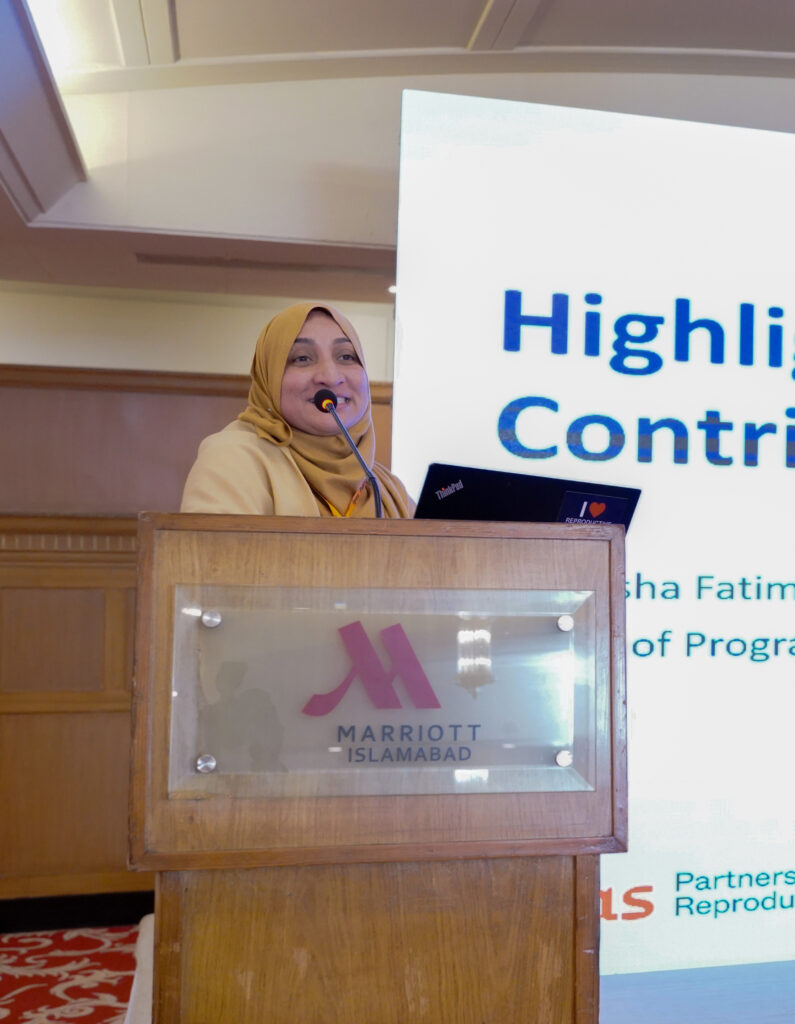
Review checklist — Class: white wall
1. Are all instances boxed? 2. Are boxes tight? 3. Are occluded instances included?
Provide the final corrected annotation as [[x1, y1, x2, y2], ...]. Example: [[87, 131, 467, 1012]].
[[0, 282, 396, 378]]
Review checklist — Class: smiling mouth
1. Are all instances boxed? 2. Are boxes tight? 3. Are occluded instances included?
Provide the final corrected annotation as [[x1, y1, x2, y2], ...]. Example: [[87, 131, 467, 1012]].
[[313, 394, 351, 405]]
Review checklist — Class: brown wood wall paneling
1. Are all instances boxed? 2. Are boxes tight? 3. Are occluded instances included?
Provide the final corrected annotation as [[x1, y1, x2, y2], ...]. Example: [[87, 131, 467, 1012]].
[[0, 365, 393, 515], [0, 365, 392, 899], [0, 515, 154, 897]]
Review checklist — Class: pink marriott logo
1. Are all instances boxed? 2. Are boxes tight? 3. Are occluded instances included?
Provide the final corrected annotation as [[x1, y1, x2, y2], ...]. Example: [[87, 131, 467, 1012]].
[[301, 620, 441, 717]]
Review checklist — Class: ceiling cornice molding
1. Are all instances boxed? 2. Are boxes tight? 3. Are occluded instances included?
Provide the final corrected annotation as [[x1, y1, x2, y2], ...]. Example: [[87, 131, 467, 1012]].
[[139, 0, 179, 64], [0, 0, 85, 220], [110, 0, 150, 67], [469, 0, 547, 51], [53, 45, 795, 95]]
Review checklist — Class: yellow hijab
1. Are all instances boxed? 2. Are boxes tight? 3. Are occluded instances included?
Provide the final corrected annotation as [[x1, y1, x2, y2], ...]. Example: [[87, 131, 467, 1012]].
[[238, 302, 413, 518]]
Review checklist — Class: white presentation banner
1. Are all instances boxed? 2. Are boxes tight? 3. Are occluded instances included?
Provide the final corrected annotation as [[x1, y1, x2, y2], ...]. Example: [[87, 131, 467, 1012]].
[[392, 89, 795, 976]]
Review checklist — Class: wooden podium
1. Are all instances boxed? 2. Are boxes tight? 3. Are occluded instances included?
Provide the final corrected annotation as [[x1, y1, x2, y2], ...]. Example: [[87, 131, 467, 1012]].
[[130, 514, 626, 1023]]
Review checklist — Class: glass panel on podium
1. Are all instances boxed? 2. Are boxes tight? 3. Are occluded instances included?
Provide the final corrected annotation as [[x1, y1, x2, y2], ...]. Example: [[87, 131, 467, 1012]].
[[168, 586, 596, 799]]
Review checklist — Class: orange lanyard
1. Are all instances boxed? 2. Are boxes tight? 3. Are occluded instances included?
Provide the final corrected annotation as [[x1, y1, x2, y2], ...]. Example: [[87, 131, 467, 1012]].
[[317, 479, 368, 518]]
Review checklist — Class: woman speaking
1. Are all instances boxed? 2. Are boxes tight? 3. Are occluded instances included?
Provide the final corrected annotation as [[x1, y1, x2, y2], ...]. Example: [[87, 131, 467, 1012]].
[[181, 302, 414, 518]]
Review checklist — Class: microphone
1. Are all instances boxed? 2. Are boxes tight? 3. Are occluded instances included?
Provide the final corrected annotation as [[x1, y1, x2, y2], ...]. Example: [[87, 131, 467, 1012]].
[[313, 389, 383, 518], [313, 388, 337, 414]]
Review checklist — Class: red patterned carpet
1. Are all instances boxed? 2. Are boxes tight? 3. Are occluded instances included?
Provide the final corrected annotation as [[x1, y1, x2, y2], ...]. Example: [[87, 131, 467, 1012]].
[[0, 925, 137, 1023]]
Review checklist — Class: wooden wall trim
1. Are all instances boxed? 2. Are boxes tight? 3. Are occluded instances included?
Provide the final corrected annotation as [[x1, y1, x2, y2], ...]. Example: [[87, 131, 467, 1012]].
[[372, 382, 392, 405], [0, 869, 155, 900], [0, 364, 393, 404], [0, 694, 132, 714], [1, 364, 250, 398], [0, 515, 137, 550]]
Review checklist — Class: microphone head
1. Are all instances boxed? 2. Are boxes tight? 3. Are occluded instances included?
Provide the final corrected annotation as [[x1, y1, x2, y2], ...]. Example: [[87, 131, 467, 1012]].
[[313, 388, 338, 412]]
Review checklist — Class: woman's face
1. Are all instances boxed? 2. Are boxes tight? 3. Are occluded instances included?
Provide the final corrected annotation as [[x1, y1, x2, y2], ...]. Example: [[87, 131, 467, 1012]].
[[280, 310, 369, 435]]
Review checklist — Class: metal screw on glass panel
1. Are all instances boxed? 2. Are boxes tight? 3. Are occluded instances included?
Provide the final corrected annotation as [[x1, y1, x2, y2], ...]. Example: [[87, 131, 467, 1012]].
[[555, 749, 573, 767], [556, 614, 574, 632], [195, 754, 217, 773], [201, 610, 222, 628]]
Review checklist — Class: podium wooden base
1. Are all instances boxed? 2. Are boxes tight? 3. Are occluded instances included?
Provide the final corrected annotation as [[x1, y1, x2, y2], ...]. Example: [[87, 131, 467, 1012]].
[[153, 855, 599, 1023]]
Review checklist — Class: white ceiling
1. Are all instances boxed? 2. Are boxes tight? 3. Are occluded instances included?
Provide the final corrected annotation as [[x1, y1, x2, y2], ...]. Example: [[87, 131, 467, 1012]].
[[3, 0, 795, 301], [34, 0, 795, 86]]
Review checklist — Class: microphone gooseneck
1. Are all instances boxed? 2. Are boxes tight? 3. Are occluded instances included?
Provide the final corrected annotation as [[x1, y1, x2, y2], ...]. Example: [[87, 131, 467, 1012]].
[[312, 388, 383, 518]]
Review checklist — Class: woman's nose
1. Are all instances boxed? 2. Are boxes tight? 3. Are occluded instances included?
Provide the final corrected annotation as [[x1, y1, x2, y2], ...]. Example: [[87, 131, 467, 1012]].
[[313, 358, 343, 385]]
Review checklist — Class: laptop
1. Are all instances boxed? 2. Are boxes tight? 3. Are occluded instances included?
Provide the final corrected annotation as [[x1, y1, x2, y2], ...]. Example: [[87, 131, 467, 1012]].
[[414, 462, 640, 530]]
